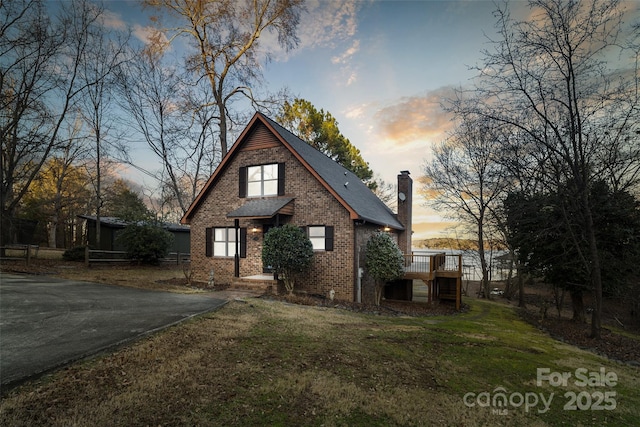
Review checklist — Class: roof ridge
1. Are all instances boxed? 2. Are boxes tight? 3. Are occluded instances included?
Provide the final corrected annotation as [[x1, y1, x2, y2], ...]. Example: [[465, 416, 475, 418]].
[[182, 112, 404, 230], [258, 113, 403, 230]]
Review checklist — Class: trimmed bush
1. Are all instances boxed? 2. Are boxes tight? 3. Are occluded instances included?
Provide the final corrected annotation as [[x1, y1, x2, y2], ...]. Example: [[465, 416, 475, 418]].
[[365, 232, 404, 305], [262, 224, 314, 294], [115, 224, 173, 264], [63, 246, 86, 262]]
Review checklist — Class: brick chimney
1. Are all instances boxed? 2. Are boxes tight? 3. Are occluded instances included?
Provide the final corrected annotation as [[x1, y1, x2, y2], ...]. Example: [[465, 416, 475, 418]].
[[397, 170, 412, 255]]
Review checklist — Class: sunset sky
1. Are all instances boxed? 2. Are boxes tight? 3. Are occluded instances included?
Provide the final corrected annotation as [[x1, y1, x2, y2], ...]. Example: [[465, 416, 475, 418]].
[[99, 0, 638, 240], [260, 0, 498, 240]]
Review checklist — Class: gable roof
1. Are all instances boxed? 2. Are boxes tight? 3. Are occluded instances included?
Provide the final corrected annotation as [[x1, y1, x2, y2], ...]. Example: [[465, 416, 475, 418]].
[[182, 112, 404, 230]]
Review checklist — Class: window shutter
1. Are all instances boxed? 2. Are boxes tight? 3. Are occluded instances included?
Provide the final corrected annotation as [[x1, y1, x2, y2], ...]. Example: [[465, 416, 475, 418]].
[[205, 227, 212, 257], [325, 226, 334, 251], [239, 166, 247, 198], [240, 228, 247, 258], [277, 162, 285, 196]]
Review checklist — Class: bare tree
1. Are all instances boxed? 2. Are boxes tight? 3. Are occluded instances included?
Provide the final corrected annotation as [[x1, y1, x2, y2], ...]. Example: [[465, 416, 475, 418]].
[[458, 0, 640, 338], [177, 82, 222, 202], [1, 0, 112, 245], [79, 13, 130, 248], [492, 128, 549, 307], [372, 174, 397, 212], [117, 47, 218, 216], [21, 114, 92, 248], [144, 0, 304, 156], [47, 118, 90, 248], [423, 115, 511, 300]]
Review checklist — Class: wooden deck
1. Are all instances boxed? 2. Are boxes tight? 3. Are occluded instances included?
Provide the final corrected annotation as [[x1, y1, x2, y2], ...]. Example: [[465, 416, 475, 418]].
[[402, 253, 462, 310]]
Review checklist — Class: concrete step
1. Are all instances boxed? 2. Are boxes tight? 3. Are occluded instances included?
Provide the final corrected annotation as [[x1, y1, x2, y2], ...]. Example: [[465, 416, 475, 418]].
[[230, 276, 277, 294]]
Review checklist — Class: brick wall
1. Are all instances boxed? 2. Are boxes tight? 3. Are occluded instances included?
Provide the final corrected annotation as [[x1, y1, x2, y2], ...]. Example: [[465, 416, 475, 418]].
[[355, 224, 402, 305], [189, 123, 357, 301]]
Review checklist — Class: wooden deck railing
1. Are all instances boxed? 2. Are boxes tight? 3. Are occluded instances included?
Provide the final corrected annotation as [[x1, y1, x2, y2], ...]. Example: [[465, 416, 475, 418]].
[[403, 253, 430, 273], [403, 253, 462, 275], [431, 253, 462, 273]]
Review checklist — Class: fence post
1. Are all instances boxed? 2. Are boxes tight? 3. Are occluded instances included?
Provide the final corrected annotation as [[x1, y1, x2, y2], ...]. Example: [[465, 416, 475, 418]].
[[85, 246, 90, 268], [177, 251, 180, 265], [26, 245, 31, 266]]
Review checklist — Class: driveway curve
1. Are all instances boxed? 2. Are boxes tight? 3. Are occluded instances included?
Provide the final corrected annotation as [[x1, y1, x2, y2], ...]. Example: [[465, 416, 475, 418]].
[[0, 273, 227, 390]]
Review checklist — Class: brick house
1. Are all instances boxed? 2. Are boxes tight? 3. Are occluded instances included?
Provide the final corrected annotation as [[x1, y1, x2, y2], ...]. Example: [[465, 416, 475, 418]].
[[181, 112, 413, 303]]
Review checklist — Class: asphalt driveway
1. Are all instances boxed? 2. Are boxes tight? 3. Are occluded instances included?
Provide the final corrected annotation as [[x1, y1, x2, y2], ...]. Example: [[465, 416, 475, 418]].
[[0, 273, 227, 390]]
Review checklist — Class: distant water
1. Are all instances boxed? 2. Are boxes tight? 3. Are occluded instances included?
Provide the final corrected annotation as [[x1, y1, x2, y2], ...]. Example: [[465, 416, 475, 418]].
[[413, 248, 510, 281]]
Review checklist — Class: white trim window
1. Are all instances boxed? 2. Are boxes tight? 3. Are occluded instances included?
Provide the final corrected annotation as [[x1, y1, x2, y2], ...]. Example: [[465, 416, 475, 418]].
[[307, 225, 334, 251], [213, 227, 237, 257], [247, 164, 278, 197], [308, 226, 326, 251]]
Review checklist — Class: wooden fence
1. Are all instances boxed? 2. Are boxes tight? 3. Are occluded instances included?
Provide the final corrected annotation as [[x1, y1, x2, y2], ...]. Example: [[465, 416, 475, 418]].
[[84, 248, 190, 266], [0, 244, 39, 265]]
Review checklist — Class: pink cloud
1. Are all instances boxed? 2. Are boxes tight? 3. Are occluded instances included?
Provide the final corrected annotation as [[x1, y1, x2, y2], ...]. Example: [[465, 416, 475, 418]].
[[373, 87, 456, 145]]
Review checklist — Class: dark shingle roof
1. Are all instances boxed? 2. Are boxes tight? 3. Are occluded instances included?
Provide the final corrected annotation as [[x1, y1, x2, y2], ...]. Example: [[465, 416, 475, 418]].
[[259, 114, 403, 230], [227, 197, 294, 219]]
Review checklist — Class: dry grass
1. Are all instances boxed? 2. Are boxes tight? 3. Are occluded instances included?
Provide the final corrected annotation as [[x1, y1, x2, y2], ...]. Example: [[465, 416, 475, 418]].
[[1, 298, 638, 426], [1, 259, 202, 293], [55, 264, 202, 293], [29, 247, 65, 260], [2, 247, 64, 261]]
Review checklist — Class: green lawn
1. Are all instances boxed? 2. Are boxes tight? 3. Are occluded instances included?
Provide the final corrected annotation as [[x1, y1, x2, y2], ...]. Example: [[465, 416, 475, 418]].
[[1, 298, 638, 426]]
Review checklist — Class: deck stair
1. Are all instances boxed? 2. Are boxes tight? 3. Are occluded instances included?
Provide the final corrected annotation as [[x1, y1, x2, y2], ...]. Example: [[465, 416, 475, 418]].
[[402, 253, 462, 310]]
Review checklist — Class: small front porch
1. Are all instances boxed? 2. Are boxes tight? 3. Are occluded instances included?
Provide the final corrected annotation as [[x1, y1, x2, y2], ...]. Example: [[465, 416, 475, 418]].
[[231, 274, 277, 294]]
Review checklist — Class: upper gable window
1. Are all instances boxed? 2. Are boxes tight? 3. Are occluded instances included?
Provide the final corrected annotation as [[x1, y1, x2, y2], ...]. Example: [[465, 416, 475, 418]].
[[240, 163, 285, 198], [248, 164, 278, 197]]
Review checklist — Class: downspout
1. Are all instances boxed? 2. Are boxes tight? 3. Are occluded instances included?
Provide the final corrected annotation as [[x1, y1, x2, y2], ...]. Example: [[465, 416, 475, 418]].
[[356, 246, 362, 303], [354, 221, 363, 303], [234, 218, 240, 278]]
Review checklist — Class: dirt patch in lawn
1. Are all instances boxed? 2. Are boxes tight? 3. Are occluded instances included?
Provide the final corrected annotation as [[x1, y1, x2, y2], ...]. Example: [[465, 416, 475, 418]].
[[267, 293, 467, 317], [275, 289, 640, 367], [518, 308, 640, 365], [465, 281, 640, 366], [0, 259, 213, 293]]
